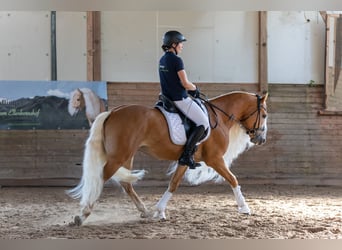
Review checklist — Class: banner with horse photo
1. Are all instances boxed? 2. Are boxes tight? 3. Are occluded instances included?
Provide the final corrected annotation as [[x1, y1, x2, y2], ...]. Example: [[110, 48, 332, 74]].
[[0, 81, 107, 130]]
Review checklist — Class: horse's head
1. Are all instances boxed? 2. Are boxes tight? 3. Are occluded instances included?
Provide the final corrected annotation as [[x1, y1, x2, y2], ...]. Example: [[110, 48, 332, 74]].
[[240, 92, 268, 145], [68, 88, 85, 116], [71, 89, 85, 112]]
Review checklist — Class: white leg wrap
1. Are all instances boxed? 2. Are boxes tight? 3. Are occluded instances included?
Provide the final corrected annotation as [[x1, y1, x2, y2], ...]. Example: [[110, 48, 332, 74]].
[[154, 190, 173, 220], [232, 185, 251, 214]]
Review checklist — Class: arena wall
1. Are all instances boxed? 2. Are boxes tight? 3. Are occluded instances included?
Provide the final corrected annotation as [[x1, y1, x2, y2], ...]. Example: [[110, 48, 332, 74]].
[[1, 83, 341, 187]]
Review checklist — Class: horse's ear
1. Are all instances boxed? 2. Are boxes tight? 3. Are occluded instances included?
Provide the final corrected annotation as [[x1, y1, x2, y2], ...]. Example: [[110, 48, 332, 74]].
[[261, 91, 269, 102]]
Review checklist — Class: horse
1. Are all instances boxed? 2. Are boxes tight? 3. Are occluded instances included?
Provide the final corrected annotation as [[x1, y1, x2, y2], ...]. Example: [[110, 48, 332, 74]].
[[68, 88, 106, 126], [67, 91, 268, 226]]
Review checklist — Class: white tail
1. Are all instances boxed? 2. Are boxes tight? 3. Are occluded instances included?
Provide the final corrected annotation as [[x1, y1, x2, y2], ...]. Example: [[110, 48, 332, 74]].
[[67, 111, 145, 206]]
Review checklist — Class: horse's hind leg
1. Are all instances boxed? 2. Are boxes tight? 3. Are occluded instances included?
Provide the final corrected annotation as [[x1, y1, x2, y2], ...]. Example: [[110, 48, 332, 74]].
[[114, 157, 149, 218], [120, 182, 149, 218], [73, 160, 129, 226], [74, 203, 94, 226]]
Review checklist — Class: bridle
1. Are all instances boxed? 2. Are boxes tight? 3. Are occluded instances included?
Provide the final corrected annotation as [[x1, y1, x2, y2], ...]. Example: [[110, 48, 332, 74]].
[[199, 93, 267, 136]]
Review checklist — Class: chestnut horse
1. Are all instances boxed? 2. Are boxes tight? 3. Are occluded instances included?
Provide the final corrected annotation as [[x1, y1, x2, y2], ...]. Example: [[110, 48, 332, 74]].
[[67, 91, 268, 226]]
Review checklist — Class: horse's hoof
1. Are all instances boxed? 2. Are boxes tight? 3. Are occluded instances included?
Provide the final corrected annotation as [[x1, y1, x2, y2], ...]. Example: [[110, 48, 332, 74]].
[[74, 215, 83, 226], [153, 210, 167, 221], [238, 206, 251, 215], [140, 212, 150, 218]]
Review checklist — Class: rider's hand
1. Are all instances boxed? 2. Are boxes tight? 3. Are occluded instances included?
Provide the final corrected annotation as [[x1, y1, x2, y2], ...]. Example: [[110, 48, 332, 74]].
[[188, 86, 200, 98]]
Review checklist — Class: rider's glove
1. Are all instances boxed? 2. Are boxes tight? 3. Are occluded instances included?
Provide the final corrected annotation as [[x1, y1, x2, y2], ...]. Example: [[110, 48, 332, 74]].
[[188, 86, 200, 98]]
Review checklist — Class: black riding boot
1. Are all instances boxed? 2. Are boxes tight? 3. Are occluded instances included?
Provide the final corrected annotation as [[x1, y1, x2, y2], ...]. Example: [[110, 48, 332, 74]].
[[178, 125, 205, 169]]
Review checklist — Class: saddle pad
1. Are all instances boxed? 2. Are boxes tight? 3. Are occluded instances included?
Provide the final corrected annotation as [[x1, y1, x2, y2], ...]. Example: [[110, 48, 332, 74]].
[[156, 106, 187, 145], [156, 104, 211, 146]]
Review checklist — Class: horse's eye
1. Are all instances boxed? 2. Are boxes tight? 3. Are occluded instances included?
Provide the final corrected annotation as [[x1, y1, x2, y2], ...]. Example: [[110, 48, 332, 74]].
[[262, 114, 267, 119]]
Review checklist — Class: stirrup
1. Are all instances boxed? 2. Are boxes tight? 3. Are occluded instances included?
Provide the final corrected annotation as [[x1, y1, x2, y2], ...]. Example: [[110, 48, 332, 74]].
[[188, 162, 201, 169], [178, 157, 201, 169]]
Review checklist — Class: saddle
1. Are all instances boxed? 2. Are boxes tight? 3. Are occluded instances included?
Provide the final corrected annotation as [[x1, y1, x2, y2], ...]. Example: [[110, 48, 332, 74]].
[[155, 94, 209, 145]]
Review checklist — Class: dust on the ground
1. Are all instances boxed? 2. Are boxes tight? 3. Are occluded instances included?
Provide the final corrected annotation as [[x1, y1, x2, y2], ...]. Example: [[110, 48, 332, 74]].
[[0, 184, 341, 239]]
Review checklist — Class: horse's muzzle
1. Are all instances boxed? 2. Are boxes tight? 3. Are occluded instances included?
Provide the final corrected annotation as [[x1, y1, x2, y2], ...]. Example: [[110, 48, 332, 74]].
[[251, 135, 266, 145]]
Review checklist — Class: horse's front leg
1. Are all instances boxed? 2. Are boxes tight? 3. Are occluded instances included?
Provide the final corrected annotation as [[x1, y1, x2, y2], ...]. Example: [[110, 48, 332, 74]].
[[154, 164, 187, 220], [232, 184, 250, 214], [207, 157, 250, 214]]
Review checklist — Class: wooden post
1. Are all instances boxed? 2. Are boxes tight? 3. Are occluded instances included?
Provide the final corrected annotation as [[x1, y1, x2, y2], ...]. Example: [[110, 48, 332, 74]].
[[87, 11, 101, 81], [319, 11, 327, 24], [325, 15, 335, 104], [259, 11, 268, 94], [323, 14, 342, 112]]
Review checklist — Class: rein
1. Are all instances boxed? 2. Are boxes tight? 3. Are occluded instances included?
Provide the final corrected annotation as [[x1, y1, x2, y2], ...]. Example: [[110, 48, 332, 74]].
[[199, 93, 266, 135]]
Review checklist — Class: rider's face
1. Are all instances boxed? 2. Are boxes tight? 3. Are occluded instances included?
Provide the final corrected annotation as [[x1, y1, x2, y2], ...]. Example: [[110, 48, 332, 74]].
[[173, 42, 183, 54]]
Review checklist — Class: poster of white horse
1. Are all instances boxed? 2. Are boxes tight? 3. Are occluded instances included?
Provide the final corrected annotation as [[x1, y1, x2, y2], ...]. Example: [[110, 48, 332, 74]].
[[68, 88, 106, 127]]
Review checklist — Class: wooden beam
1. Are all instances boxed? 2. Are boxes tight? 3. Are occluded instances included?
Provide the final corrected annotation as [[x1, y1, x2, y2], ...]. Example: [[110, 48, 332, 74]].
[[87, 11, 101, 81], [334, 16, 342, 89], [324, 15, 333, 109], [258, 11, 268, 94], [319, 11, 327, 24]]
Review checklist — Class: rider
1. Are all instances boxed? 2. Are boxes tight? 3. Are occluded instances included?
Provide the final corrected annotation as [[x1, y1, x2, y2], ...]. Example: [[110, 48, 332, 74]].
[[158, 30, 210, 169]]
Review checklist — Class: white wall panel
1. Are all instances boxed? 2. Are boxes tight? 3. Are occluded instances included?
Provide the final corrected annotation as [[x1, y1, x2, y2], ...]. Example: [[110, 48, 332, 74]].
[[56, 12, 87, 81], [268, 11, 325, 84], [157, 11, 258, 83], [0, 11, 326, 84], [0, 11, 50, 80], [101, 11, 158, 82], [101, 11, 258, 82]]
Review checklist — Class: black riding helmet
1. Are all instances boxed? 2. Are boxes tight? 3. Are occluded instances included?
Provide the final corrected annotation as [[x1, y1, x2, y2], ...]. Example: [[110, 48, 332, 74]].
[[162, 30, 187, 53]]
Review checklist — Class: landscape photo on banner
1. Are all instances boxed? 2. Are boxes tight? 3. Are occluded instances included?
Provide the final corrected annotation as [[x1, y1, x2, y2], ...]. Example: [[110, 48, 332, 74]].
[[0, 81, 107, 130]]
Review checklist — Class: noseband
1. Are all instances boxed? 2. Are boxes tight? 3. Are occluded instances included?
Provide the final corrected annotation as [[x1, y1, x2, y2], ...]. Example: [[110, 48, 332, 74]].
[[239, 95, 266, 136], [201, 94, 267, 136]]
